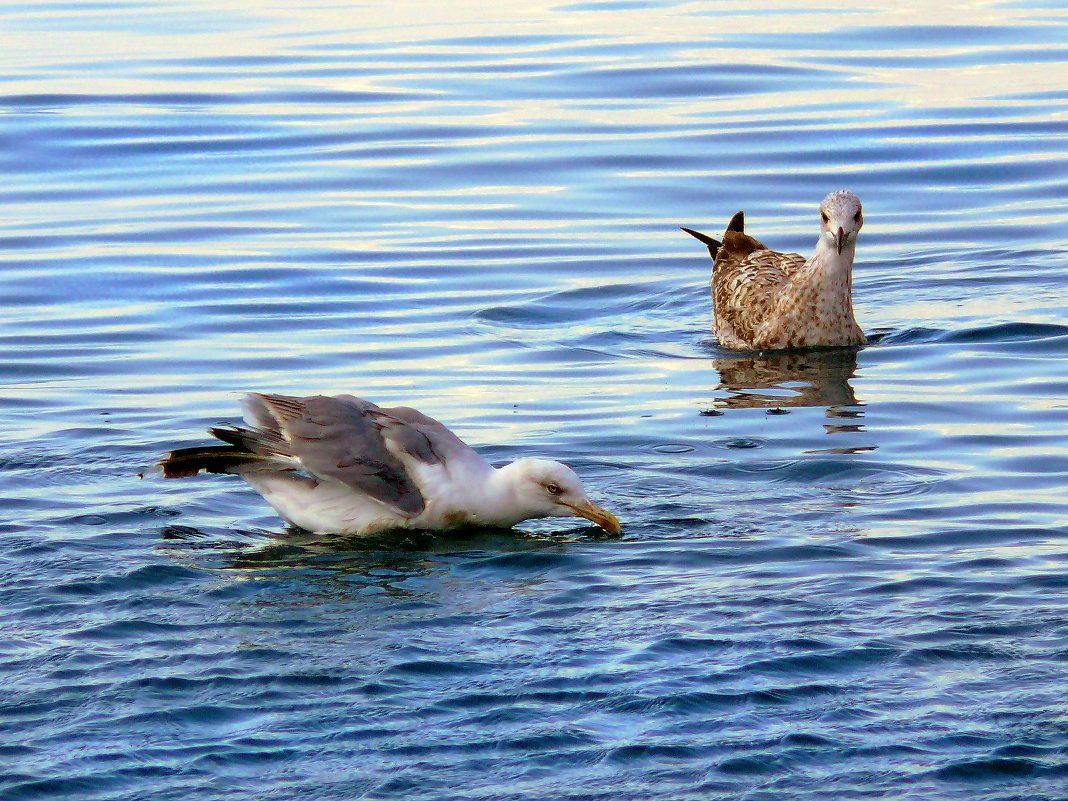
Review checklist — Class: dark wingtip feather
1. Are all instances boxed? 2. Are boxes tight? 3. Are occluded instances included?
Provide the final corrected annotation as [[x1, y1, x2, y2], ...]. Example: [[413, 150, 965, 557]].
[[681, 226, 721, 259], [159, 446, 261, 478], [680, 226, 715, 245], [209, 426, 250, 448], [727, 211, 744, 232], [210, 424, 290, 459]]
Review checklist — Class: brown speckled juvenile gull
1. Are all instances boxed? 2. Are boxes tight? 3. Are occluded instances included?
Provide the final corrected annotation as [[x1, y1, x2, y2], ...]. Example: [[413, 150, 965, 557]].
[[158, 393, 620, 536], [682, 190, 866, 351]]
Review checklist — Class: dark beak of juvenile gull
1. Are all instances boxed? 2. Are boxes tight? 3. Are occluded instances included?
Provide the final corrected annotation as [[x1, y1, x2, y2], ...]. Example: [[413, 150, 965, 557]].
[[836, 226, 846, 255], [565, 500, 622, 534]]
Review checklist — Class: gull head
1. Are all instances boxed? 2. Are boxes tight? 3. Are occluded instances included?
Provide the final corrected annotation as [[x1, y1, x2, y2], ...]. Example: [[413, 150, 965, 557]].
[[508, 457, 621, 534], [819, 190, 863, 256]]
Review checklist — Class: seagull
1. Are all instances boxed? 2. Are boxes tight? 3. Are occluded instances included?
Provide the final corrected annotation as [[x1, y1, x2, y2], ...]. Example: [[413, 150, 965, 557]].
[[682, 190, 866, 350], [159, 393, 621, 536]]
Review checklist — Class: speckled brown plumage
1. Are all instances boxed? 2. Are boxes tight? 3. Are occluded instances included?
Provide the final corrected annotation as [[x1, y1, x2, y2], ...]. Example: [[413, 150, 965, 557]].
[[683, 190, 867, 351]]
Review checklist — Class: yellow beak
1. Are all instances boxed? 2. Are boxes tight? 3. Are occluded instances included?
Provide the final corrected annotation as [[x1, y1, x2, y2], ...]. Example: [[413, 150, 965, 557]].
[[567, 500, 622, 535]]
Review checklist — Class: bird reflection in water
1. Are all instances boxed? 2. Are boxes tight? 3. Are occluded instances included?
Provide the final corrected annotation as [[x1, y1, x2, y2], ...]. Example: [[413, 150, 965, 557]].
[[157, 523, 449, 599], [157, 521, 594, 602], [708, 348, 874, 454]]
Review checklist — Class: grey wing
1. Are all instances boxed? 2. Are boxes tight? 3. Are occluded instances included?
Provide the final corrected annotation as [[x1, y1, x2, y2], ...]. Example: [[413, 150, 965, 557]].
[[374, 404, 483, 466], [243, 393, 427, 516]]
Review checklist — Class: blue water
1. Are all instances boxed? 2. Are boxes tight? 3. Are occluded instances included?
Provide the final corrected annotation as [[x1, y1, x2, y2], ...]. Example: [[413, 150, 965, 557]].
[[2, 1, 1067, 799]]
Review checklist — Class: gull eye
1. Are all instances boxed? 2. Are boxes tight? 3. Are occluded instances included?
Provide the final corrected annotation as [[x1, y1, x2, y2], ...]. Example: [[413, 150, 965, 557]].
[[545, 483, 561, 496], [821, 211, 830, 224], [854, 210, 863, 223]]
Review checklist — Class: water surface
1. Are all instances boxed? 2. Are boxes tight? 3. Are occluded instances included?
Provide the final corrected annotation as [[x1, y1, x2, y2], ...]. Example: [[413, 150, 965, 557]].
[[2, 1, 1067, 799]]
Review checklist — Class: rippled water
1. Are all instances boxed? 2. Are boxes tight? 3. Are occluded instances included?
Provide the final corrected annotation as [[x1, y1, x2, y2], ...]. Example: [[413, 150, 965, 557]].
[[2, 1, 1067, 798]]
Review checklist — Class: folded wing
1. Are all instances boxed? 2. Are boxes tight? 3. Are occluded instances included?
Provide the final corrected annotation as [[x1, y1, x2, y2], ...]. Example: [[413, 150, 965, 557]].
[[230, 393, 434, 516]]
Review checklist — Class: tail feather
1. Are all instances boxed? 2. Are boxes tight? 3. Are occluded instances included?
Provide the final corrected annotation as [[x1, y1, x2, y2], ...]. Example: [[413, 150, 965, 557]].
[[159, 446, 264, 479]]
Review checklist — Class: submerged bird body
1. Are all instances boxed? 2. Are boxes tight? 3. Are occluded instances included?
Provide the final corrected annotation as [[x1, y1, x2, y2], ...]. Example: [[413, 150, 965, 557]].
[[160, 393, 620, 536], [683, 190, 866, 351]]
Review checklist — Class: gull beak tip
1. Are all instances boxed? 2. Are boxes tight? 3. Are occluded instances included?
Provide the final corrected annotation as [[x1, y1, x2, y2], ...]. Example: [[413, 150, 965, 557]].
[[572, 501, 622, 535], [599, 508, 622, 535]]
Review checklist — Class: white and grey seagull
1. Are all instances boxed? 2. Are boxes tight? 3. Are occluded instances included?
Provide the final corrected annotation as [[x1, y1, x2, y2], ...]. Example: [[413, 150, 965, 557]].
[[682, 190, 866, 350], [159, 392, 621, 536]]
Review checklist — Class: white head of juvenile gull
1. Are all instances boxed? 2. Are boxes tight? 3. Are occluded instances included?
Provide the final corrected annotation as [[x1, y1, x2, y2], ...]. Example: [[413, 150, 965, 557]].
[[159, 392, 621, 536], [682, 190, 866, 351]]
